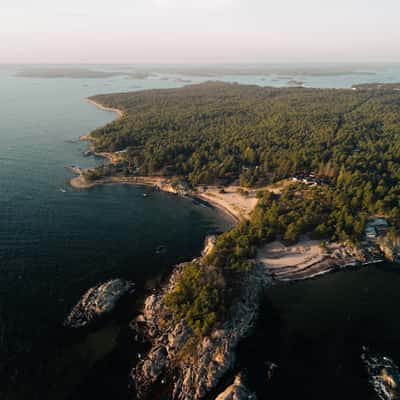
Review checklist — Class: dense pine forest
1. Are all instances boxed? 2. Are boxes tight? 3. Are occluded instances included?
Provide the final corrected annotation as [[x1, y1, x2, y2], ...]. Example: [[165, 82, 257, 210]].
[[88, 82, 400, 333]]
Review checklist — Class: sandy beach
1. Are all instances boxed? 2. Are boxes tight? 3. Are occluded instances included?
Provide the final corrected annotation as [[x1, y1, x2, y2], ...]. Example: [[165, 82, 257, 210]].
[[69, 173, 241, 223], [197, 185, 258, 221]]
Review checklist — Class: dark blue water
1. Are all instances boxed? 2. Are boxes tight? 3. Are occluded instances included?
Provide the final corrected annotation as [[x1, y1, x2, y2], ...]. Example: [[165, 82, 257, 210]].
[[0, 67, 231, 399]]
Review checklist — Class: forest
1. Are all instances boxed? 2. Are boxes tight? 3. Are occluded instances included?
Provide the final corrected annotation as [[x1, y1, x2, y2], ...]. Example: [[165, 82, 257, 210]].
[[88, 82, 400, 334]]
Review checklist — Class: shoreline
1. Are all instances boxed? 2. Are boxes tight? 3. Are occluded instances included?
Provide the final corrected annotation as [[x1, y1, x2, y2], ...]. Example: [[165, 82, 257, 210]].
[[69, 169, 388, 284], [70, 170, 386, 285], [78, 99, 125, 163], [73, 97, 241, 225], [257, 237, 388, 283], [85, 98, 124, 118], [195, 192, 240, 224], [69, 173, 239, 224], [273, 258, 385, 283]]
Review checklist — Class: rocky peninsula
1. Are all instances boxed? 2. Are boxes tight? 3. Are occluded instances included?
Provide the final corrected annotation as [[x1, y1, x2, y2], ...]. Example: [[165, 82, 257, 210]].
[[132, 255, 266, 400]]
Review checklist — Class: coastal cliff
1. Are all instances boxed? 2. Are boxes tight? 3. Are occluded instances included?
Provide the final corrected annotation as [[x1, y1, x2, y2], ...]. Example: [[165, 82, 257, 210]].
[[132, 260, 266, 400]]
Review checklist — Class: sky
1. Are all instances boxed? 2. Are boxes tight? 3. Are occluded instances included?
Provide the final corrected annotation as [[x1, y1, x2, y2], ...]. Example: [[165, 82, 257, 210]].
[[1, 0, 400, 64]]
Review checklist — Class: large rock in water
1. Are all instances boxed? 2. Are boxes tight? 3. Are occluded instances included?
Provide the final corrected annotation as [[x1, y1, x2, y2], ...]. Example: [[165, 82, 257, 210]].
[[214, 374, 257, 400], [64, 279, 135, 328]]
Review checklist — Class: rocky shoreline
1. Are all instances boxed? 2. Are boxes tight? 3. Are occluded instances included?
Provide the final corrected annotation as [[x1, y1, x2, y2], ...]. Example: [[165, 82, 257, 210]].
[[361, 348, 400, 400], [131, 253, 267, 400], [129, 234, 397, 399]]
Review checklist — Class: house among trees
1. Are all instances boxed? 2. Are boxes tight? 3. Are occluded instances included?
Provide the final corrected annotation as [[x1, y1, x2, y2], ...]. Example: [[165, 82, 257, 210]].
[[115, 148, 128, 155], [292, 173, 328, 186], [365, 226, 378, 240], [365, 218, 389, 240]]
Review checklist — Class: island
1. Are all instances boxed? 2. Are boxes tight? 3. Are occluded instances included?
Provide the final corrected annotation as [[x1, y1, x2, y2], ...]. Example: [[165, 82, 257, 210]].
[[71, 81, 400, 399], [16, 67, 125, 79], [108, 64, 378, 78], [16, 67, 165, 80], [352, 82, 400, 91]]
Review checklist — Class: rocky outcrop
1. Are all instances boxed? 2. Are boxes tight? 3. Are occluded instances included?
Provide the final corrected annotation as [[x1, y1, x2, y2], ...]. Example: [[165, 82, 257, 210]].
[[214, 373, 257, 400], [202, 235, 217, 257], [361, 348, 400, 400], [378, 232, 400, 262], [64, 279, 135, 328], [132, 263, 266, 400]]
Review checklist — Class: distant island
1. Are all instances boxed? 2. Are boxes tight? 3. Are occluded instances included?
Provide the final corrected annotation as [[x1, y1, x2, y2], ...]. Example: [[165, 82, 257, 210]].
[[16, 67, 125, 79], [352, 82, 400, 90], [16, 65, 380, 82], [121, 65, 378, 77], [16, 67, 166, 80], [287, 79, 304, 86], [73, 81, 400, 399]]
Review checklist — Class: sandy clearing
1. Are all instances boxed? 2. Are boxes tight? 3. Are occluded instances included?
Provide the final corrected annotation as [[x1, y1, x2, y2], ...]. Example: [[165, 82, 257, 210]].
[[256, 238, 363, 281], [257, 239, 325, 270], [197, 186, 258, 221]]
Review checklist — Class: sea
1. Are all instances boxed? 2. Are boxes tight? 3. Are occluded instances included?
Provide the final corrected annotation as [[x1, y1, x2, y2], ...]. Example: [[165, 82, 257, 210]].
[[1, 64, 400, 400]]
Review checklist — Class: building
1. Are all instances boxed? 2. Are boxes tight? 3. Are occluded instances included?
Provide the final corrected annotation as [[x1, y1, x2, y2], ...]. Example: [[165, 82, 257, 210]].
[[365, 226, 377, 240], [292, 173, 328, 186], [365, 218, 389, 240], [368, 218, 389, 228]]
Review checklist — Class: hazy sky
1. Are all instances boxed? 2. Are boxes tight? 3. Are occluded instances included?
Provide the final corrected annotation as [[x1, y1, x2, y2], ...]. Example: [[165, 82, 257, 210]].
[[1, 0, 400, 64]]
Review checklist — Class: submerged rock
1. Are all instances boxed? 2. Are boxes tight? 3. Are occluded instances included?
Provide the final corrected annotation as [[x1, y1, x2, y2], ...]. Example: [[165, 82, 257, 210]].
[[215, 373, 257, 400], [361, 348, 400, 400], [64, 279, 135, 328]]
